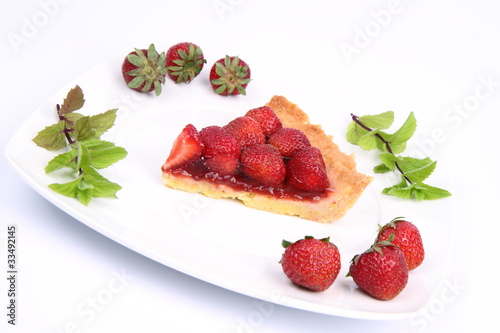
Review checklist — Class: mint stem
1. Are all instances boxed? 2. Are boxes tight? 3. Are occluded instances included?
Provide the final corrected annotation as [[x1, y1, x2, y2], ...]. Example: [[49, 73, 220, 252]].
[[350, 114, 412, 185], [57, 104, 76, 145]]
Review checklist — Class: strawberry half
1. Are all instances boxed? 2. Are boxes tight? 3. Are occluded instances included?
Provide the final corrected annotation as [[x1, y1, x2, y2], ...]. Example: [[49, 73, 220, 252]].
[[376, 218, 425, 270], [166, 42, 207, 83], [348, 240, 409, 300], [209, 55, 251, 96], [162, 124, 203, 171], [281, 236, 341, 292], [121, 44, 167, 96]]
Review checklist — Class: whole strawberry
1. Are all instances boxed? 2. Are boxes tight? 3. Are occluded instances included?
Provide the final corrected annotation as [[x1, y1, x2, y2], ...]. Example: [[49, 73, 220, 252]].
[[377, 218, 424, 270], [224, 116, 265, 148], [348, 240, 409, 300], [245, 106, 282, 136], [268, 128, 311, 158], [121, 44, 167, 96], [281, 236, 341, 292], [166, 42, 207, 83], [210, 55, 251, 96], [286, 146, 329, 192], [240, 144, 285, 186]]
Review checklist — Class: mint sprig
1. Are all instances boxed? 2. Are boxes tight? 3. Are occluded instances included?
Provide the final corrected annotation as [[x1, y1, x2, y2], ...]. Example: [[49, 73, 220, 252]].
[[347, 112, 451, 200], [33, 85, 127, 205]]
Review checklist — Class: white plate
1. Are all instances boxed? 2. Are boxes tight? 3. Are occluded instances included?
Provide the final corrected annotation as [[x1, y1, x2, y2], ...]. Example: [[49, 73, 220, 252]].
[[4, 45, 456, 320]]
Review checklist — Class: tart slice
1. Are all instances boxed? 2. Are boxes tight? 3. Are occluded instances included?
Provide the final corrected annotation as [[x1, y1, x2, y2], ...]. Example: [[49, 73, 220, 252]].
[[161, 96, 372, 223]]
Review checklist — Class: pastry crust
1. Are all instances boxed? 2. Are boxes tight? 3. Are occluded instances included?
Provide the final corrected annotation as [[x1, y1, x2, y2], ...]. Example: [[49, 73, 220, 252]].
[[162, 96, 372, 223]]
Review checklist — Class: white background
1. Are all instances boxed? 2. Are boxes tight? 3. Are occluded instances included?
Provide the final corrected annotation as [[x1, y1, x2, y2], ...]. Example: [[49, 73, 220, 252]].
[[1, 0, 499, 332]]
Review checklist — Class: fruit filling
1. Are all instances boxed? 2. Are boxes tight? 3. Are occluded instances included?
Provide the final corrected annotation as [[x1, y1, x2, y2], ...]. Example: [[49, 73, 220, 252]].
[[161, 106, 332, 200]]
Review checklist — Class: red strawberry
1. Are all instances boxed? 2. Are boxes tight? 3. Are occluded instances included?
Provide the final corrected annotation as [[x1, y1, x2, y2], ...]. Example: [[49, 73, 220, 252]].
[[224, 116, 265, 148], [245, 106, 282, 136], [204, 154, 239, 176], [166, 42, 207, 83], [240, 144, 285, 186], [376, 218, 425, 270], [286, 147, 329, 192], [268, 128, 311, 157], [162, 124, 203, 171], [209, 55, 251, 96], [200, 126, 241, 158], [281, 236, 341, 292], [121, 43, 167, 96], [348, 241, 409, 300]]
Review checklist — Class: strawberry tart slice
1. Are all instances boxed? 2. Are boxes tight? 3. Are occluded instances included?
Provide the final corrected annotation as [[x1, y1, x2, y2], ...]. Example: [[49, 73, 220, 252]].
[[161, 96, 371, 223]]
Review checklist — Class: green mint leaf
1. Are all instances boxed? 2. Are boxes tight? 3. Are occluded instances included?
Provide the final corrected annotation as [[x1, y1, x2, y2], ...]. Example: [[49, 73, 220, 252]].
[[33, 121, 67, 151], [89, 109, 117, 137], [358, 111, 394, 129], [48, 177, 82, 200], [382, 184, 414, 199], [84, 170, 122, 199], [63, 112, 84, 125], [74, 116, 97, 141], [382, 177, 451, 200], [397, 156, 437, 183], [59, 85, 85, 116], [357, 130, 380, 150], [378, 152, 397, 171], [45, 149, 77, 173], [388, 112, 417, 147], [411, 183, 452, 200], [83, 139, 128, 169], [374, 163, 392, 173], [48, 174, 94, 206]]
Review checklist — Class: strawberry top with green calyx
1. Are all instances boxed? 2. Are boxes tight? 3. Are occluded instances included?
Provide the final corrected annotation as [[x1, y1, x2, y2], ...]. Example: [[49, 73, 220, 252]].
[[166, 42, 207, 83], [280, 236, 341, 292], [376, 217, 425, 270], [121, 43, 167, 96], [210, 55, 251, 96]]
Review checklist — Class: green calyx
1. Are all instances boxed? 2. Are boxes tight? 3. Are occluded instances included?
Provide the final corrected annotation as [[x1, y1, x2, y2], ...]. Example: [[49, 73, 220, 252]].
[[377, 216, 406, 233], [211, 55, 251, 95], [126, 44, 167, 96], [168, 43, 207, 83], [281, 235, 330, 249]]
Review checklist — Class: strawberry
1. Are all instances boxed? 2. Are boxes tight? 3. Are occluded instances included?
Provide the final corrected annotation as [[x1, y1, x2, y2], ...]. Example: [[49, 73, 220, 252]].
[[286, 147, 329, 192], [348, 240, 409, 300], [245, 106, 282, 136], [224, 116, 265, 148], [376, 218, 425, 270], [121, 43, 167, 96], [209, 55, 251, 96], [268, 128, 311, 157], [166, 42, 207, 83], [281, 236, 341, 292], [240, 144, 285, 186], [204, 154, 239, 176], [162, 124, 203, 171], [200, 126, 241, 158]]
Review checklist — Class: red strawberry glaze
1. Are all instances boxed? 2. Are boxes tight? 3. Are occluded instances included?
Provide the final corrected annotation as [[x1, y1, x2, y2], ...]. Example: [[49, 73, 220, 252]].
[[167, 157, 332, 201]]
